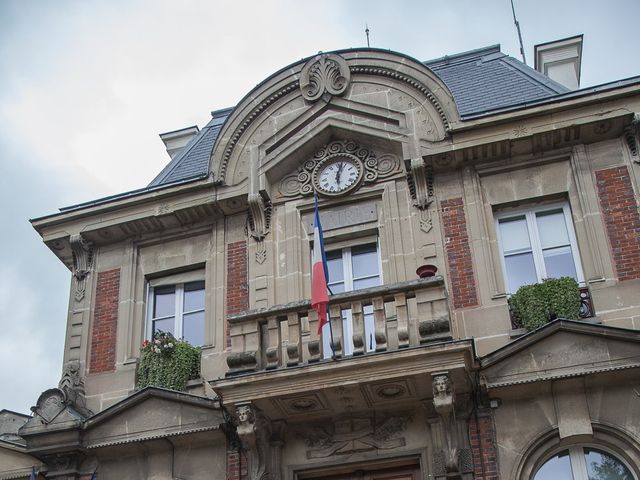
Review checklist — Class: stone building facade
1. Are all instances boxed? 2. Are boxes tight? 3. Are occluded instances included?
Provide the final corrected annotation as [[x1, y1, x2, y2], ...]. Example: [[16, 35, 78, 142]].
[[2, 42, 640, 479]]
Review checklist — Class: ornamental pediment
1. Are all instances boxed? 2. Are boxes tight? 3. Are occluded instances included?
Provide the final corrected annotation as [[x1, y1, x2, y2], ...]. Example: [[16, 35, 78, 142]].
[[83, 388, 224, 449], [480, 320, 640, 390], [210, 50, 459, 188]]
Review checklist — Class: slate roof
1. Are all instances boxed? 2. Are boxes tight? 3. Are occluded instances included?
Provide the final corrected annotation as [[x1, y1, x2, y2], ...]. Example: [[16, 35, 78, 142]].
[[425, 45, 569, 117], [149, 107, 233, 187], [148, 45, 569, 188]]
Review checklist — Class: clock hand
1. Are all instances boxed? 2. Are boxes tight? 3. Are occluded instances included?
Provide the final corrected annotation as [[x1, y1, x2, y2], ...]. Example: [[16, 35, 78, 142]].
[[336, 162, 344, 185]]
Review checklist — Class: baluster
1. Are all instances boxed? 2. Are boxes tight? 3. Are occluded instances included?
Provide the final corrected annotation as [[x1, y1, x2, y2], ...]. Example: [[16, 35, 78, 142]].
[[307, 309, 321, 363], [329, 304, 343, 357], [351, 300, 365, 356], [287, 312, 301, 366], [395, 293, 410, 348], [373, 296, 387, 352], [264, 316, 280, 369]]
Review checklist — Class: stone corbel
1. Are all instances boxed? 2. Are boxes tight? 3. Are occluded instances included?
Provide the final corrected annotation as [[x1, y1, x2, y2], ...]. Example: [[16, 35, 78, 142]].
[[247, 191, 272, 264], [428, 372, 473, 479], [235, 404, 271, 480], [406, 157, 435, 233], [70, 234, 94, 302], [623, 113, 640, 163]]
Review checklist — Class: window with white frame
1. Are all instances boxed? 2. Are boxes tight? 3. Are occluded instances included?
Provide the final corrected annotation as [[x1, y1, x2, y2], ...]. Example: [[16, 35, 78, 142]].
[[496, 203, 584, 294], [146, 273, 205, 346], [534, 446, 635, 480], [322, 243, 382, 357]]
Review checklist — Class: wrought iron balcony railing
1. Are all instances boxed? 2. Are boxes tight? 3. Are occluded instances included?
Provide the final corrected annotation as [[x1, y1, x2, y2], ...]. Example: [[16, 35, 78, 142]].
[[226, 276, 451, 375]]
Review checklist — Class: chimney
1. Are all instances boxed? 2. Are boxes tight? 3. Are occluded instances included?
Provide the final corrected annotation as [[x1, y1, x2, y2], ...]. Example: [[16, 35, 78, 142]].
[[159, 125, 200, 159], [534, 34, 583, 90]]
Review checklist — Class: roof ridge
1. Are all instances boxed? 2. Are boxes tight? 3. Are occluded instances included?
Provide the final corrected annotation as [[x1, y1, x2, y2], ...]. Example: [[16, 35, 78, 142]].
[[425, 44, 501, 68]]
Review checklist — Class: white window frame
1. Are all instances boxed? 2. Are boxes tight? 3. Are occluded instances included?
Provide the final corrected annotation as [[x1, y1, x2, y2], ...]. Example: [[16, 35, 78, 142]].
[[495, 202, 584, 294], [145, 280, 205, 346], [534, 445, 637, 480], [322, 241, 383, 357]]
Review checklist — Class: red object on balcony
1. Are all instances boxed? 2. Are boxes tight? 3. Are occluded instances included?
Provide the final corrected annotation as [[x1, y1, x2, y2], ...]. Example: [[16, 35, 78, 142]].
[[416, 264, 438, 278]]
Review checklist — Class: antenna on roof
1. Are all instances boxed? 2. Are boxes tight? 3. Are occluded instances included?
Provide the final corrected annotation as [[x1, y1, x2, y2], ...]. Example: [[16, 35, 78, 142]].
[[365, 24, 370, 48], [510, 0, 527, 64]]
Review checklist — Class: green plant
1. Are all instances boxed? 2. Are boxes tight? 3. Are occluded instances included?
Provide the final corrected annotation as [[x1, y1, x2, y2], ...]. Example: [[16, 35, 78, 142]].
[[509, 277, 581, 330], [136, 332, 201, 391]]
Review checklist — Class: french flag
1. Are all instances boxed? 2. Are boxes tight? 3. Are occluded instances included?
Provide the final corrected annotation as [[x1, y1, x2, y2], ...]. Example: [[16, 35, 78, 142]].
[[311, 194, 329, 335]]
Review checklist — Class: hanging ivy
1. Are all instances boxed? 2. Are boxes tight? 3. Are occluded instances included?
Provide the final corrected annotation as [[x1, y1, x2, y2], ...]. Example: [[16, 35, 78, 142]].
[[136, 332, 201, 391], [509, 277, 581, 331]]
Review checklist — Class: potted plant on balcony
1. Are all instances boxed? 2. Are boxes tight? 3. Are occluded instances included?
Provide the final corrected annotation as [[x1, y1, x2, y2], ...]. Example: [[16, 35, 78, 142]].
[[136, 331, 201, 391], [509, 277, 581, 331]]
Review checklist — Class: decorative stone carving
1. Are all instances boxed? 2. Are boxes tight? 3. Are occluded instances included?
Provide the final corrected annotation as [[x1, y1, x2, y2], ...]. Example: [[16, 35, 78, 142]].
[[407, 158, 434, 210], [235, 404, 271, 480], [298, 415, 409, 459], [300, 53, 350, 102], [25, 386, 88, 431], [227, 351, 258, 374], [624, 113, 640, 163], [247, 191, 272, 264], [70, 234, 94, 302], [431, 372, 462, 477], [280, 140, 397, 198], [58, 361, 91, 417]]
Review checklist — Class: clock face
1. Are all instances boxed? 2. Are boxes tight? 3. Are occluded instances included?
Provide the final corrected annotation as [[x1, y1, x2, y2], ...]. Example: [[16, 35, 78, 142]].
[[313, 155, 363, 195]]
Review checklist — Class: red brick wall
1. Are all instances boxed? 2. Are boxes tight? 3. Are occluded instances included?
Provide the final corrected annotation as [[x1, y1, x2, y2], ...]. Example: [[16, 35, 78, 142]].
[[226, 450, 247, 480], [226, 240, 249, 348], [469, 414, 499, 480], [89, 268, 120, 374], [440, 197, 478, 308], [595, 166, 640, 281]]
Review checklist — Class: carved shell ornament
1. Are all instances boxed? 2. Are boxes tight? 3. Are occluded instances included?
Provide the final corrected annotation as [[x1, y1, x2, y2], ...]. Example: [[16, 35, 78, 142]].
[[300, 53, 350, 101]]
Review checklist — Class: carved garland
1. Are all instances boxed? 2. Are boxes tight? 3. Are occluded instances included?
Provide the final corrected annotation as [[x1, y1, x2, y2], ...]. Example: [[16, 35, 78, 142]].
[[215, 57, 451, 184]]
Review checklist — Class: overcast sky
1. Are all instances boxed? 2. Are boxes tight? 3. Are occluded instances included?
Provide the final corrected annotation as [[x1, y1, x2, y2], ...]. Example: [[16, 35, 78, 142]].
[[1, 0, 638, 415]]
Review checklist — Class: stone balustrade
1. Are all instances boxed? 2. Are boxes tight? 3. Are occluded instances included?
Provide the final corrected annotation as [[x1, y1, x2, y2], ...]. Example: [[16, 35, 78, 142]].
[[226, 276, 451, 375]]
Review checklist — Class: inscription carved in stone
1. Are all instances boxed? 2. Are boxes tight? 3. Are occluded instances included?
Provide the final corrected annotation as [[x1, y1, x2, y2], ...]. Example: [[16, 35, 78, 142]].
[[305, 202, 377, 232]]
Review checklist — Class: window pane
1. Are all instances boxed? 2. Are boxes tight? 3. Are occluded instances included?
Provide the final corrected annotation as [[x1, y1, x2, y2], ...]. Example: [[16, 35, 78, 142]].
[[184, 281, 205, 312], [153, 286, 175, 318], [499, 216, 531, 253], [584, 448, 634, 480], [351, 244, 379, 278], [182, 311, 204, 346], [328, 282, 345, 294], [504, 252, 538, 293], [153, 317, 175, 336], [536, 209, 570, 249], [364, 305, 376, 352], [543, 246, 578, 280], [354, 276, 381, 290], [326, 251, 344, 283], [534, 450, 573, 480]]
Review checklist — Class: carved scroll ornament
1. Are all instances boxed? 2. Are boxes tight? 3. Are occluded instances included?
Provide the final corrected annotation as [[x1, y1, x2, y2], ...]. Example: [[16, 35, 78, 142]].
[[247, 191, 272, 264], [300, 53, 350, 102]]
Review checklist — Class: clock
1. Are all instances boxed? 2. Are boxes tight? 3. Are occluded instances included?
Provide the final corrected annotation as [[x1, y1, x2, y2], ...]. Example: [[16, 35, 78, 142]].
[[312, 153, 363, 196]]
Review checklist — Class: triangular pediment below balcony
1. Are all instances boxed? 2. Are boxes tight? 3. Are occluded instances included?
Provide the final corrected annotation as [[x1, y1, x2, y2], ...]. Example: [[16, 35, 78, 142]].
[[82, 387, 225, 450], [480, 319, 640, 390]]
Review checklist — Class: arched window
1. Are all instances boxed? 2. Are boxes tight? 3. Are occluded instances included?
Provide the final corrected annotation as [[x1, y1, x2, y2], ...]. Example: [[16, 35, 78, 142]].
[[534, 446, 635, 480]]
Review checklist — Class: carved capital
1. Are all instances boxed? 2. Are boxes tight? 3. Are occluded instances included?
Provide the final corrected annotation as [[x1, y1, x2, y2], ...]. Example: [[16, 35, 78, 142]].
[[300, 53, 350, 102], [70, 234, 94, 302], [407, 158, 434, 210]]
